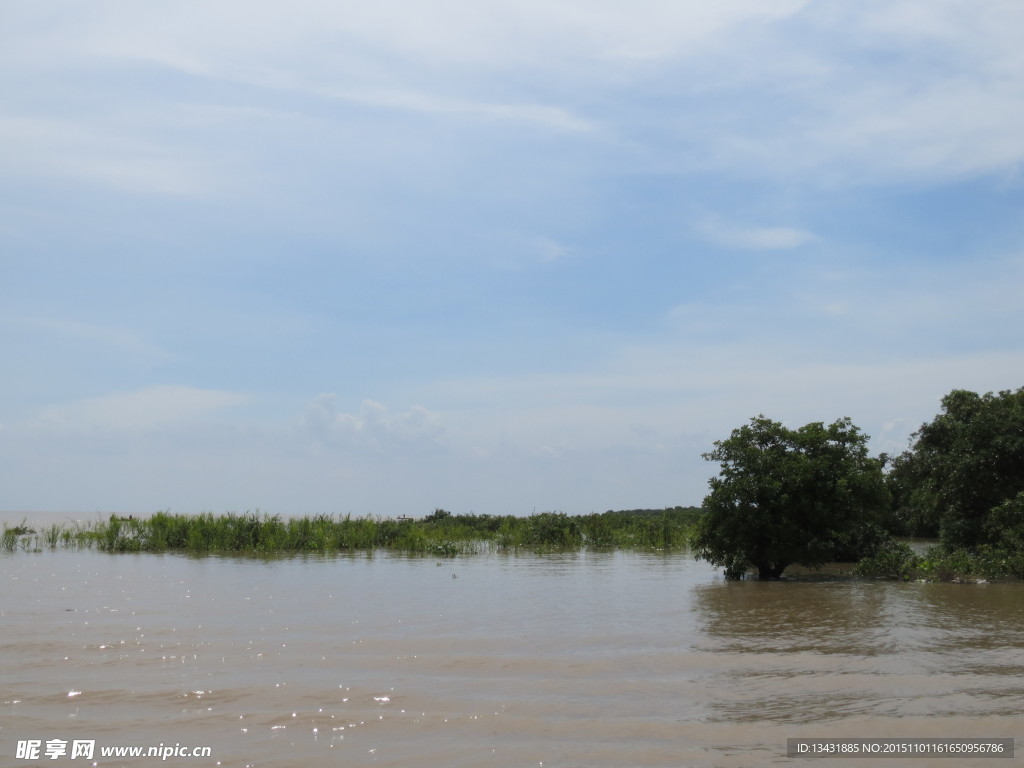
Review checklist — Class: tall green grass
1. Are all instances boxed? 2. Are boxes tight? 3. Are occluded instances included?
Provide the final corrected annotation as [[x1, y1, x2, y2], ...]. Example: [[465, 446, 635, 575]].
[[2, 519, 37, 551], [3, 507, 703, 556]]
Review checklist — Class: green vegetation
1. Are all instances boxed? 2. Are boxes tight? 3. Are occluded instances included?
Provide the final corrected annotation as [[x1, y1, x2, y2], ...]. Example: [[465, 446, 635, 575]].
[[885, 388, 1024, 546], [867, 387, 1024, 582], [854, 541, 1024, 582], [2, 518, 85, 552], [2, 507, 703, 556], [852, 539, 920, 580], [690, 387, 1024, 582], [691, 416, 890, 580], [2, 519, 39, 552]]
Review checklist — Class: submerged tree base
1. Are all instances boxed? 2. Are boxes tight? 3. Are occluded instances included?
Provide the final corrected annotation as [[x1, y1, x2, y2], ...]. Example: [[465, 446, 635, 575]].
[[2, 508, 703, 556], [755, 563, 789, 580]]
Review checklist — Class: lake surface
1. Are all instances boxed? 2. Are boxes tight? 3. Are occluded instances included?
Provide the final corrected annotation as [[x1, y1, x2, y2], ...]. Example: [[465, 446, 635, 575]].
[[3, 543, 1023, 767]]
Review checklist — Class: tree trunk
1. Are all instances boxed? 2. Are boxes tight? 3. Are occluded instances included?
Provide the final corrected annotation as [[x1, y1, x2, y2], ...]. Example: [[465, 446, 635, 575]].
[[756, 562, 788, 580]]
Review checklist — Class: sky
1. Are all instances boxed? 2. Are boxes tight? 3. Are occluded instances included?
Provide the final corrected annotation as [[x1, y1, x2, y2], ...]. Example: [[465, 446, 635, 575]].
[[2, 0, 1023, 519]]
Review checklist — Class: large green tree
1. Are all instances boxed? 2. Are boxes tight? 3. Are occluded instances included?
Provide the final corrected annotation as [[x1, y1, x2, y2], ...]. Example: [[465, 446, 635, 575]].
[[691, 416, 889, 580], [896, 388, 1024, 549]]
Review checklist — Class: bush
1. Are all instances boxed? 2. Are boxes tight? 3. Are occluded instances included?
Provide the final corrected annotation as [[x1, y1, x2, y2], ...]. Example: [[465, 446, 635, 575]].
[[854, 539, 919, 579]]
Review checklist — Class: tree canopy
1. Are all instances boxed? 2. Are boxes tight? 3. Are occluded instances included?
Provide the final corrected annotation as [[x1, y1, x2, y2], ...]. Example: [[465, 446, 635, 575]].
[[890, 388, 1024, 548], [691, 416, 889, 580]]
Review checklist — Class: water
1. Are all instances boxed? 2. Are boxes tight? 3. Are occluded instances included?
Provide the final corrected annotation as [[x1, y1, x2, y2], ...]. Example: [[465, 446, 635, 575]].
[[3, 546, 1023, 767]]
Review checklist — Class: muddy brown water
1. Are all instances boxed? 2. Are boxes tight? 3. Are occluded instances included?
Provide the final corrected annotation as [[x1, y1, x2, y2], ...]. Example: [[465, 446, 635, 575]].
[[2, 543, 1023, 767]]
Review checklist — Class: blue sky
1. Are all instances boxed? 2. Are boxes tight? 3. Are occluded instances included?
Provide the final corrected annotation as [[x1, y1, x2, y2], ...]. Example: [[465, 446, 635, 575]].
[[2, 0, 1023, 518]]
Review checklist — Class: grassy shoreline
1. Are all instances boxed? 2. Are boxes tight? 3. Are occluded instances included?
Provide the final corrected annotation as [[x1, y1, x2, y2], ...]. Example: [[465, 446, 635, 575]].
[[5, 508, 1020, 582], [2, 507, 702, 556]]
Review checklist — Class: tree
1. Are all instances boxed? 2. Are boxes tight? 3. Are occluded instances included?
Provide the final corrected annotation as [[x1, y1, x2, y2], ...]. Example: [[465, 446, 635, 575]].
[[899, 388, 1024, 549], [691, 416, 889, 580], [881, 448, 941, 537], [984, 491, 1024, 551]]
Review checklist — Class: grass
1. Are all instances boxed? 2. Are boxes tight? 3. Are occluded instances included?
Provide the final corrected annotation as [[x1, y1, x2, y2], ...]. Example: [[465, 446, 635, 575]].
[[2, 519, 38, 552], [9, 508, 1022, 582], [2, 507, 704, 557]]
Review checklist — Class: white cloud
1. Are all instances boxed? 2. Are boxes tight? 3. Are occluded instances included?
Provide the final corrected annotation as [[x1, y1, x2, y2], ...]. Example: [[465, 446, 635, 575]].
[[301, 85, 596, 133], [426, 251, 1024, 464], [45, 0, 810, 73], [301, 395, 444, 451], [6, 0, 1023, 192], [801, 78, 1024, 182], [532, 237, 573, 262], [33, 386, 246, 432], [14, 316, 173, 359], [0, 116, 218, 197], [694, 216, 819, 250], [431, 344, 1024, 466]]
